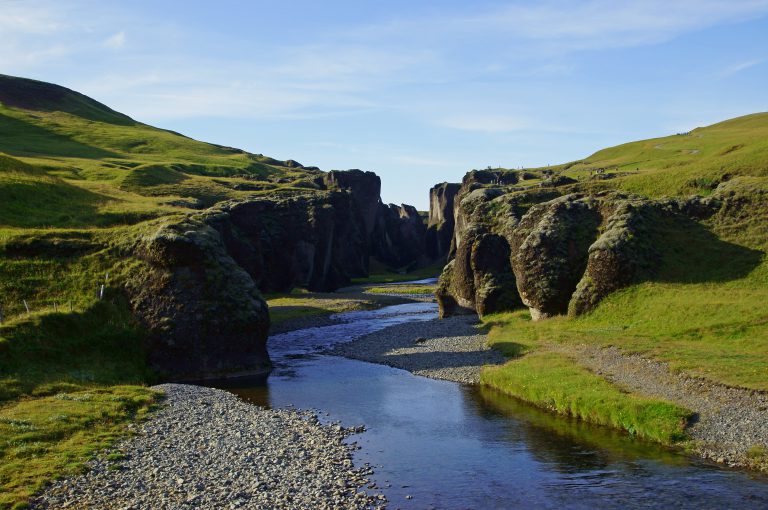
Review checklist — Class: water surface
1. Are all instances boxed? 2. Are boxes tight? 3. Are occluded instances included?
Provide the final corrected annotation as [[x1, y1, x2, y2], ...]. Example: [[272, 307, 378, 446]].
[[215, 303, 768, 509]]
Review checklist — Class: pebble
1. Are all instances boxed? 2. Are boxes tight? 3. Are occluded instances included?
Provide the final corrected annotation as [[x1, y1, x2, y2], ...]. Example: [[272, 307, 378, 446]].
[[31, 384, 385, 509], [329, 315, 504, 384]]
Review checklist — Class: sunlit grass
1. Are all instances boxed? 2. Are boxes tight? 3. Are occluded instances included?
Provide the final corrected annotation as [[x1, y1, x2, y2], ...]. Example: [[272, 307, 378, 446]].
[[481, 351, 691, 444]]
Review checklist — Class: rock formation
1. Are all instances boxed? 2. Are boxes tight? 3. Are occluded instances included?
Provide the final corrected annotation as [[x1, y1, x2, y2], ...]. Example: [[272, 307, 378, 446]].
[[123, 169, 432, 379], [433, 168, 706, 320], [371, 203, 427, 269], [426, 182, 460, 261]]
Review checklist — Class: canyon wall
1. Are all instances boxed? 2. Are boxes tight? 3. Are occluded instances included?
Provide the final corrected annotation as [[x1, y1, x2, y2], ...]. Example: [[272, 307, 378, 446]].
[[432, 169, 724, 320], [125, 170, 429, 379]]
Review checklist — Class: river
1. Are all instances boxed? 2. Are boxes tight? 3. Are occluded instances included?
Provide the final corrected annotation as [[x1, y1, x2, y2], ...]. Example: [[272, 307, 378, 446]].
[[213, 302, 768, 509]]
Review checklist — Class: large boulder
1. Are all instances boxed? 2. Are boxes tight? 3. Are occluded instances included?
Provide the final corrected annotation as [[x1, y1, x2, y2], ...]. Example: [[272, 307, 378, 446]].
[[509, 194, 602, 320], [436, 225, 520, 318], [127, 217, 270, 379], [568, 199, 659, 316]]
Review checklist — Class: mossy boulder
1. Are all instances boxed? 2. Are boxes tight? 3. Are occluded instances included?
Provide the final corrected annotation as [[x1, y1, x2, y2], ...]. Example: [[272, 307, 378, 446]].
[[128, 217, 270, 379], [436, 225, 520, 318], [510, 194, 602, 319]]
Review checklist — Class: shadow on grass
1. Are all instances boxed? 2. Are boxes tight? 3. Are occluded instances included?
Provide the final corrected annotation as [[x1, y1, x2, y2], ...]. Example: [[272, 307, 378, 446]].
[[0, 296, 151, 401], [653, 214, 764, 284], [0, 113, 122, 159]]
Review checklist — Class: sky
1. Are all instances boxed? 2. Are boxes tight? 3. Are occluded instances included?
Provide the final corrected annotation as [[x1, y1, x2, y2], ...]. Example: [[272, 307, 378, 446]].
[[2, 0, 767, 209]]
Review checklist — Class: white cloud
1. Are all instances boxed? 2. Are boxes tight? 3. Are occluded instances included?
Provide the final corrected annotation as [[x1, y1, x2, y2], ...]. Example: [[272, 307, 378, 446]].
[[720, 59, 764, 77], [104, 31, 126, 49], [349, 0, 768, 55], [439, 114, 529, 133]]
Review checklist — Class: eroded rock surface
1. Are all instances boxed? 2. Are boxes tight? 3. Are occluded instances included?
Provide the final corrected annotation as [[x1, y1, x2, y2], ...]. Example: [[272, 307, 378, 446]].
[[426, 182, 460, 261], [434, 168, 724, 320]]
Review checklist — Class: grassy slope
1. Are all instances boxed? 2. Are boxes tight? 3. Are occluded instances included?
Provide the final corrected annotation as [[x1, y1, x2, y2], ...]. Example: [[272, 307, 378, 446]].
[[0, 75, 321, 508], [483, 113, 768, 444]]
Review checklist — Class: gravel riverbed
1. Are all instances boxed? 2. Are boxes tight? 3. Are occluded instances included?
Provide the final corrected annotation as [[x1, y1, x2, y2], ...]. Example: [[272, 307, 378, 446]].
[[31, 384, 385, 510], [330, 314, 505, 384]]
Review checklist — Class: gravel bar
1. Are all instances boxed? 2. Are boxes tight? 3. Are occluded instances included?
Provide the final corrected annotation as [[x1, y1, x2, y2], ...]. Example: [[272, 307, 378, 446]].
[[330, 315, 504, 384], [31, 384, 385, 510], [552, 344, 768, 470]]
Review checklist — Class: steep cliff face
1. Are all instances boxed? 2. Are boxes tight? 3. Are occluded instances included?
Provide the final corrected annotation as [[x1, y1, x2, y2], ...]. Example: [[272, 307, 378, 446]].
[[371, 203, 428, 269], [426, 182, 460, 261], [322, 169, 429, 270], [124, 189, 372, 378], [322, 169, 381, 239], [435, 169, 721, 320]]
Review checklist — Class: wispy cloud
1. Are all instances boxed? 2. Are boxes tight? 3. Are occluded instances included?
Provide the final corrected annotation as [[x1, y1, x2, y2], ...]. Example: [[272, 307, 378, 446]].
[[104, 31, 126, 49], [720, 58, 764, 77], [439, 114, 529, 133]]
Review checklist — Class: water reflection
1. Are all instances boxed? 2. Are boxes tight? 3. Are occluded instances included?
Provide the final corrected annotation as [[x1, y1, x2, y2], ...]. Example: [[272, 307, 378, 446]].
[[212, 304, 768, 509]]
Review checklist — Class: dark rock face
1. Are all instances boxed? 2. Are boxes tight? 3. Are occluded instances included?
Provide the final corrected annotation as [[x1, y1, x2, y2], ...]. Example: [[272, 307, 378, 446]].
[[371, 203, 427, 269], [219, 193, 368, 292], [121, 167, 431, 379], [509, 195, 603, 320], [436, 226, 520, 318], [426, 182, 460, 261], [322, 169, 428, 270], [124, 186, 376, 379], [128, 217, 270, 379], [323, 169, 381, 239]]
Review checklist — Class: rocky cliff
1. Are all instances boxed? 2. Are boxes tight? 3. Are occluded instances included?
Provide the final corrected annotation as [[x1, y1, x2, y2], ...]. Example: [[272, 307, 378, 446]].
[[434, 169, 723, 320], [123, 170, 432, 379], [371, 203, 428, 269], [425, 182, 460, 261]]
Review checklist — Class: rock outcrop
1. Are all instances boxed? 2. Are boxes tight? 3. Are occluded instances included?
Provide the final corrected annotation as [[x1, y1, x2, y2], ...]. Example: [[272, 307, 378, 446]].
[[371, 203, 427, 269], [434, 167, 687, 320], [436, 225, 520, 318], [127, 216, 271, 379], [426, 182, 460, 261], [124, 168, 424, 379]]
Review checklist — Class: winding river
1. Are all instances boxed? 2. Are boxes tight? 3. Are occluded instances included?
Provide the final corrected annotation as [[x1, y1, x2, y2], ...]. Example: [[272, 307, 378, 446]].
[[213, 302, 768, 509]]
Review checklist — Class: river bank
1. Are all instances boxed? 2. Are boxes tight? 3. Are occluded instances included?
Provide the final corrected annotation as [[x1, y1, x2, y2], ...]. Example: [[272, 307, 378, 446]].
[[331, 310, 768, 472], [31, 384, 384, 510]]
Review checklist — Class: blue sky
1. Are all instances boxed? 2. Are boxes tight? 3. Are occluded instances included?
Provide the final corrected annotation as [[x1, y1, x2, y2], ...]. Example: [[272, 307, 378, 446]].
[[2, 0, 767, 209]]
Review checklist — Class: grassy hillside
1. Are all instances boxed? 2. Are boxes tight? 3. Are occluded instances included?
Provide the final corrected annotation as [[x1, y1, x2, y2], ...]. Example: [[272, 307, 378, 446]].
[[0, 74, 324, 231], [556, 112, 768, 197], [482, 114, 768, 458], [0, 74, 329, 508]]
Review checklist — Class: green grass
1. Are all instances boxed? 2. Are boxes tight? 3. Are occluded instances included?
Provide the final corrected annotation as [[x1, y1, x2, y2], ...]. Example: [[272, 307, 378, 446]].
[[266, 293, 379, 326], [0, 386, 158, 509], [0, 290, 158, 509], [555, 112, 768, 198], [351, 259, 443, 284], [481, 351, 691, 444], [363, 284, 436, 295], [0, 75, 324, 232]]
